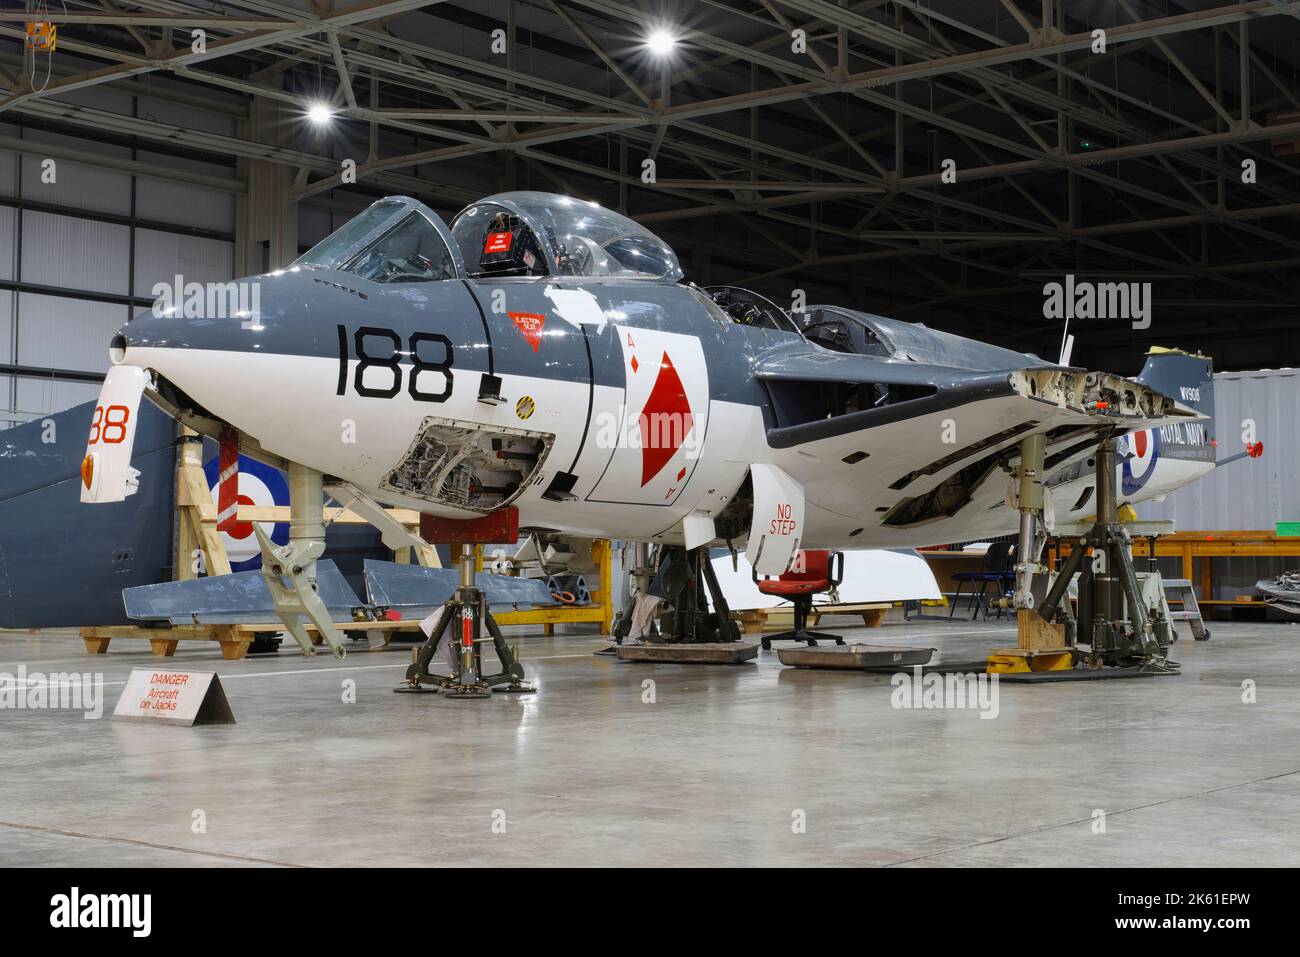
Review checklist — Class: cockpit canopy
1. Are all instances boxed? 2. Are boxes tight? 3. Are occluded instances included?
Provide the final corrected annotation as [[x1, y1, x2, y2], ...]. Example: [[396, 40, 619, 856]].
[[451, 191, 682, 281], [293, 197, 461, 283], [293, 191, 683, 284]]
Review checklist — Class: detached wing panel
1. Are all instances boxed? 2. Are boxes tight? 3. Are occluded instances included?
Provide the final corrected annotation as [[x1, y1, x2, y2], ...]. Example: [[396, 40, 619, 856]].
[[123, 561, 363, 624]]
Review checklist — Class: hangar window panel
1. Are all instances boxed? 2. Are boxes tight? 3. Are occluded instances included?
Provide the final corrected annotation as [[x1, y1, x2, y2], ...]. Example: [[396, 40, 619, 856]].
[[14, 376, 100, 421], [298, 206, 333, 249], [135, 176, 235, 232], [15, 294, 123, 374], [135, 96, 240, 137], [51, 86, 135, 114], [21, 212, 129, 296], [0, 147, 16, 197], [341, 212, 458, 283], [0, 290, 13, 362], [135, 149, 234, 182], [0, 205, 15, 281], [133, 230, 234, 299], [20, 130, 133, 217]]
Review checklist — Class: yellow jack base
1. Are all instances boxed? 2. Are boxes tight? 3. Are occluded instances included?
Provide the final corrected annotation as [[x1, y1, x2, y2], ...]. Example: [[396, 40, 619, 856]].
[[987, 648, 1074, 674]]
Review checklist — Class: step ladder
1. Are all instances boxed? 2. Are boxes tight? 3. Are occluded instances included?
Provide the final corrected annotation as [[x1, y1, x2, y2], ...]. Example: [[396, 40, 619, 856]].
[[1162, 579, 1210, 641]]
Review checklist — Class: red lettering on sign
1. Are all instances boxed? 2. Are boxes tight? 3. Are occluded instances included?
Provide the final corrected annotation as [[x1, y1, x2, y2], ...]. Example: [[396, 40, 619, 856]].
[[769, 502, 797, 536], [508, 311, 546, 352]]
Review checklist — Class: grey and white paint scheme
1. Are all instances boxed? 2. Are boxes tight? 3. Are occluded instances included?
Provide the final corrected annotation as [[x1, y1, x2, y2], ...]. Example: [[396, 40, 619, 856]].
[[80, 191, 1210, 576]]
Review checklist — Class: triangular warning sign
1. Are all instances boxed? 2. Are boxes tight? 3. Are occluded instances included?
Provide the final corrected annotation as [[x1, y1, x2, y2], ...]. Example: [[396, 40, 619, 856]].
[[113, 669, 236, 726], [509, 311, 546, 352]]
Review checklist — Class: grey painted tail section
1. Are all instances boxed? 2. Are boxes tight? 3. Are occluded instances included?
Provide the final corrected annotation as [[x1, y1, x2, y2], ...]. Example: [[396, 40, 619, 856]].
[[0, 400, 176, 628], [1135, 350, 1215, 420]]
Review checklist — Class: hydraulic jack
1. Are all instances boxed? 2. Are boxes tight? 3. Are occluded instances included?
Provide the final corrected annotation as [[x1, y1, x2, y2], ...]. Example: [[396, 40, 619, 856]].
[[397, 544, 536, 699], [607, 540, 658, 650], [615, 545, 757, 664], [990, 435, 1179, 678]]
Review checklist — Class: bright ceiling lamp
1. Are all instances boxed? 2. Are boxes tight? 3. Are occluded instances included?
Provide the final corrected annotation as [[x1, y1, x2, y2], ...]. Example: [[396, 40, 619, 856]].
[[646, 28, 677, 57], [306, 101, 334, 125]]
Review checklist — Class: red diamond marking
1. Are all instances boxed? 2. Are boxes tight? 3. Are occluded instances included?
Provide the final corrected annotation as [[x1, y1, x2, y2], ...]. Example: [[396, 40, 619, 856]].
[[676, 467, 686, 481], [630, 355, 639, 373], [638, 351, 692, 487]]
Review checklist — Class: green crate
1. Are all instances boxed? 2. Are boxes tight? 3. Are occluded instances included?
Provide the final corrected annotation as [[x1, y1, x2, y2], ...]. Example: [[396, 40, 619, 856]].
[[1277, 522, 1300, 537]]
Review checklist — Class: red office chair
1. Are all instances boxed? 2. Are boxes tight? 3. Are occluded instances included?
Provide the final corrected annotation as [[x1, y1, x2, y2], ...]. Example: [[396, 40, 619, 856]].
[[753, 549, 845, 651]]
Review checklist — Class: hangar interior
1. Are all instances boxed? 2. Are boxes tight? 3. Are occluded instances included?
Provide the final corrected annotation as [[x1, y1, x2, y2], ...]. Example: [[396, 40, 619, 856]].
[[1, 0, 1298, 869]]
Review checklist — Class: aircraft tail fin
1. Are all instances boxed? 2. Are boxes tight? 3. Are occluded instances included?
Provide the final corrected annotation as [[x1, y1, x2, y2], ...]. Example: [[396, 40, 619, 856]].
[[1134, 347, 1214, 418]]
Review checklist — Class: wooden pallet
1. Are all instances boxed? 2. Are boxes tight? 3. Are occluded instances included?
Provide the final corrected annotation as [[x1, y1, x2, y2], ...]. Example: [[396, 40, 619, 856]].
[[80, 619, 424, 660], [736, 603, 890, 634]]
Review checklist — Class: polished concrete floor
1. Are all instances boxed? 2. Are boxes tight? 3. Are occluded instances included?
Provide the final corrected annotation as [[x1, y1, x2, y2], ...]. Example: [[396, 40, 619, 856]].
[[0, 616, 1297, 867]]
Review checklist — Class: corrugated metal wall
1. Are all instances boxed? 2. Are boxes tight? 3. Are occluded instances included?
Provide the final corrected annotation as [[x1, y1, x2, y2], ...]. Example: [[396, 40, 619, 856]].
[[1139, 368, 1300, 598], [0, 85, 238, 428]]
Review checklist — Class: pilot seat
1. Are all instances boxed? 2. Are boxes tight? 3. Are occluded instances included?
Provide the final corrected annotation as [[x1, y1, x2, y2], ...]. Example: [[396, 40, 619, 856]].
[[477, 211, 547, 277]]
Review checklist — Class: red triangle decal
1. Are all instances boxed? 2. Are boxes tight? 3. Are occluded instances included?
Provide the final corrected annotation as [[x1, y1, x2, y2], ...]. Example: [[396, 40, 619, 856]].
[[509, 311, 546, 352]]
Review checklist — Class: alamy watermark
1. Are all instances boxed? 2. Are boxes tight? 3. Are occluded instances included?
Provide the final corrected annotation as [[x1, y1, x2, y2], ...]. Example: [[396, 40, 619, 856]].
[[50, 887, 151, 937], [152, 274, 262, 329], [1042, 274, 1151, 330], [592, 407, 701, 455], [0, 666, 104, 719], [890, 667, 999, 719]]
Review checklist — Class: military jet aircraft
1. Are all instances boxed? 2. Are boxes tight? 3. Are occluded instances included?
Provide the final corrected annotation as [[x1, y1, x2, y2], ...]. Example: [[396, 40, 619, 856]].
[[78, 190, 1207, 652]]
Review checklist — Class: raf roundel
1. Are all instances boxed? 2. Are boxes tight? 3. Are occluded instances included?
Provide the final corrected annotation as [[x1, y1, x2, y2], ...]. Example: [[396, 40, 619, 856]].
[[203, 453, 290, 570]]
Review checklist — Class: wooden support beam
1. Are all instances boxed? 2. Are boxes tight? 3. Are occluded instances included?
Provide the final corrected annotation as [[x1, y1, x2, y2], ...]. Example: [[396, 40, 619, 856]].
[[176, 430, 232, 578], [149, 638, 180, 657]]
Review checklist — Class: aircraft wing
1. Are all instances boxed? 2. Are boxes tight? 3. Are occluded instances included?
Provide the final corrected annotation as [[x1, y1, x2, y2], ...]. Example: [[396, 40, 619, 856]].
[[753, 347, 1202, 451], [749, 346, 1206, 542]]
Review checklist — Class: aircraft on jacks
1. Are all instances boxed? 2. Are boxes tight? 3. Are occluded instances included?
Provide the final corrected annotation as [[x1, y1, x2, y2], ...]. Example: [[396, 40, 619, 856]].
[[79, 191, 1219, 694]]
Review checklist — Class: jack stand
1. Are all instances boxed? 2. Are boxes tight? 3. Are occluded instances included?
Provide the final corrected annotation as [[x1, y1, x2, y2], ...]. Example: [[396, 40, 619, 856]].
[[617, 546, 757, 664], [255, 462, 346, 659], [605, 541, 657, 653], [651, 546, 741, 644], [1007, 437, 1179, 679], [989, 434, 1072, 674], [397, 545, 535, 699]]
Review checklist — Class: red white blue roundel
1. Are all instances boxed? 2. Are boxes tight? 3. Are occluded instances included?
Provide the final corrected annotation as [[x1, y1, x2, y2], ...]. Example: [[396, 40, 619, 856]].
[[1121, 428, 1160, 496], [203, 454, 289, 571]]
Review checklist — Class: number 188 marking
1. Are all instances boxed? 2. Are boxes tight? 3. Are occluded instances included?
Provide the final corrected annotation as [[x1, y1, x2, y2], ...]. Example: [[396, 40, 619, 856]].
[[336, 324, 453, 402]]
